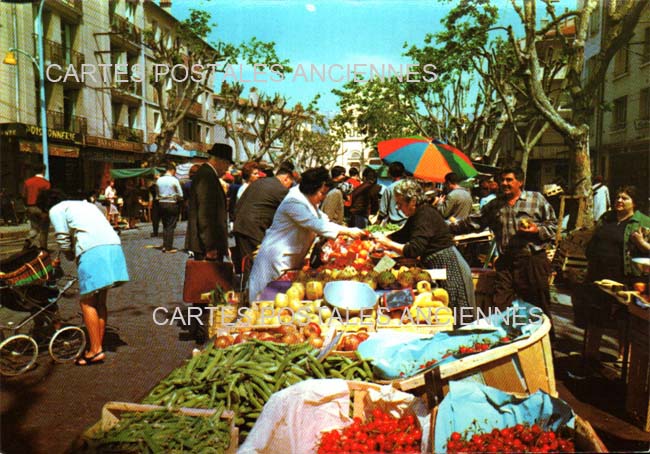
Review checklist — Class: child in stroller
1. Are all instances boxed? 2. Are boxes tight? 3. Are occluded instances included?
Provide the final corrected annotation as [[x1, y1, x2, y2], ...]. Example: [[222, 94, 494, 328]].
[[0, 247, 85, 376]]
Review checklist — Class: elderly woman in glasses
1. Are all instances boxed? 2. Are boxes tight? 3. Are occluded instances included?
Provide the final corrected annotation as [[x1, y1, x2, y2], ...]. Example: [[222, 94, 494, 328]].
[[373, 178, 475, 314]]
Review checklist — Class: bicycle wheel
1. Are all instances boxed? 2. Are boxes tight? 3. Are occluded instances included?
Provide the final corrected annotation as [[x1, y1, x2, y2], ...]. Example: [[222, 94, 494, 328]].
[[49, 326, 86, 363], [0, 334, 38, 376]]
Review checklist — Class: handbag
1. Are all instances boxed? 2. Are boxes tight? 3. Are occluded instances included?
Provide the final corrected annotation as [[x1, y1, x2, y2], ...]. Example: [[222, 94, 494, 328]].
[[182, 258, 234, 304]]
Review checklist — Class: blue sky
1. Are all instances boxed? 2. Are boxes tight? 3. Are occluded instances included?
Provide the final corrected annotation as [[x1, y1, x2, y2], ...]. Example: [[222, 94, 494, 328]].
[[171, 0, 574, 114]]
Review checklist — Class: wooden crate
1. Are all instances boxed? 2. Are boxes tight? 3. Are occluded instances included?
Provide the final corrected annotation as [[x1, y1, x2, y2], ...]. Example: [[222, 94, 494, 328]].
[[82, 401, 238, 454], [626, 303, 650, 432], [429, 405, 608, 452], [208, 305, 239, 338], [393, 315, 556, 406], [347, 381, 383, 420], [472, 269, 496, 313]]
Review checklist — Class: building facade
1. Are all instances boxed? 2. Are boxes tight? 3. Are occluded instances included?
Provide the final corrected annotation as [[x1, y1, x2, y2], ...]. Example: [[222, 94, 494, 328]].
[[0, 0, 217, 198], [587, 1, 650, 212], [332, 108, 382, 173]]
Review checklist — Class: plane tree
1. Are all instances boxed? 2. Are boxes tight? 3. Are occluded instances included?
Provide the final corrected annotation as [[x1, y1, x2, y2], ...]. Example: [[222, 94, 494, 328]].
[[216, 82, 321, 164], [144, 11, 288, 164], [444, 0, 648, 226]]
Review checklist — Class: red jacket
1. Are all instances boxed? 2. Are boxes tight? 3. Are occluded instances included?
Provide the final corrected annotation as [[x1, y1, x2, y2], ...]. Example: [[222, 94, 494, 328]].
[[23, 175, 50, 206]]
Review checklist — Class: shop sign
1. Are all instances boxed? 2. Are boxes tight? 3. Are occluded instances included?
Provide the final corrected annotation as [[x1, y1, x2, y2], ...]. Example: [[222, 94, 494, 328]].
[[0, 123, 82, 144], [83, 149, 139, 163], [86, 135, 144, 153], [19, 140, 80, 158]]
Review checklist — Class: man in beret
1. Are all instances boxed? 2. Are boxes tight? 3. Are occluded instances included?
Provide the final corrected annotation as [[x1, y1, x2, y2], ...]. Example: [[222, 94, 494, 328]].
[[186, 143, 233, 260]]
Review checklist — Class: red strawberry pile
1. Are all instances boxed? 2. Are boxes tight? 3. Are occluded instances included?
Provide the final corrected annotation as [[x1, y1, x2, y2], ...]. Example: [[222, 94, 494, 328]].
[[443, 337, 511, 359], [317, 409, 422, 453], [446, 423, 575, 453]]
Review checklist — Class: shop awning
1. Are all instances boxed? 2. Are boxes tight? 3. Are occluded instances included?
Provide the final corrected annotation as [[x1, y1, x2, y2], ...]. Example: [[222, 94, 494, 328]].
[[166, 142, 210, 159], [167, 148, 209, 159], [110, 167, 165, 179]]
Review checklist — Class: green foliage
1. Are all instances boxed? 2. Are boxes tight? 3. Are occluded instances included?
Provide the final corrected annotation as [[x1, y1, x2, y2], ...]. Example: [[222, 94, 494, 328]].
[[239, 36, 292, 73], [144, 6, 296, 163], [331, 77, 418, 150]]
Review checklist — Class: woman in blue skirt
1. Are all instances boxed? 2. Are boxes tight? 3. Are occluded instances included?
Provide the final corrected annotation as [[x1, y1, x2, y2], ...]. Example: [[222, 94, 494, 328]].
[[38, 190, 129, 365]]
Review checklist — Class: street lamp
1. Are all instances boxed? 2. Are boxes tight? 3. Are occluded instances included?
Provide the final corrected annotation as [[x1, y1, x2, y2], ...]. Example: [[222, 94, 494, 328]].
[[3, 0, 49, 180]]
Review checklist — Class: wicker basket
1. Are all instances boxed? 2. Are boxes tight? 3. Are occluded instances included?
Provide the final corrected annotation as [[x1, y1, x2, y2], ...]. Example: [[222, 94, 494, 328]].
[[0, 249, 54, 287], [392, 314, 557, 406]]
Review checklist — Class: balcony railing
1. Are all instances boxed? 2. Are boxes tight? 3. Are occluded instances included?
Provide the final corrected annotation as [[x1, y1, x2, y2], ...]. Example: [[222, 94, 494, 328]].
[[113, 124, 144, 143], [47, 0, 82, 11], [44, 38, 84, 70], [110, 13, 141, 46], [45, 0, 83, 19], [111, 81, 142, 107], [39, 110, 87, 135], [178, 98, 203, 118]]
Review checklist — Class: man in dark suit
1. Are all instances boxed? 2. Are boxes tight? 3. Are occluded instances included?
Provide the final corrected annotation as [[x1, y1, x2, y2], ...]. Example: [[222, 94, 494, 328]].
[[186, 143, 233, 260], [233, 162, 295, 261]]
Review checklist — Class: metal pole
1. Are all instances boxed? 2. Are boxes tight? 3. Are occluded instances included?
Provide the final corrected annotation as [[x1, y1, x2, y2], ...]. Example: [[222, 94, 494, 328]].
[[12, 4, 20, 123], [36, 0, 49, 180]]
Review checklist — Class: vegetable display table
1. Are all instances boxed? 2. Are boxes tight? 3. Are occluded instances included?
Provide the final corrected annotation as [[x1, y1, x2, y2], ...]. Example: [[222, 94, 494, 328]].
[[626, 301, 650, 432]]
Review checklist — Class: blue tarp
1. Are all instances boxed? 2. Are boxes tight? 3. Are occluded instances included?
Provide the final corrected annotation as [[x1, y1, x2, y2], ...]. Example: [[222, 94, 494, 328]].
[[434, 381, 575, 453], [356, 301, 545, 380]]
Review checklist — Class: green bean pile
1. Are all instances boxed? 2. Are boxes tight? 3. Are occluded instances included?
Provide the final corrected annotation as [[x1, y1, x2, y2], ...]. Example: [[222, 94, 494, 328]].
[[83, 407, 231, 453], [143, 340, 374, 445]]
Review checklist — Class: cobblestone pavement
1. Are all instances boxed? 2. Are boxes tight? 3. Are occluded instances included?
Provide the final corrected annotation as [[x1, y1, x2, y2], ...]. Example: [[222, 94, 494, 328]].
[[1, 222, 200, 454]]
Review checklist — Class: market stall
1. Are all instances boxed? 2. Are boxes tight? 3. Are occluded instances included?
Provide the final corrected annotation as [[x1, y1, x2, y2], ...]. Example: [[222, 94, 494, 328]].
[[78, 233, 611, 453], [593, 259, 650, 433]]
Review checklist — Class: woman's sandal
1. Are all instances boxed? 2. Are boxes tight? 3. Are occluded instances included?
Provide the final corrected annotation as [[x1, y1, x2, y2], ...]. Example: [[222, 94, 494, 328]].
[[75, 351, 106, 366]]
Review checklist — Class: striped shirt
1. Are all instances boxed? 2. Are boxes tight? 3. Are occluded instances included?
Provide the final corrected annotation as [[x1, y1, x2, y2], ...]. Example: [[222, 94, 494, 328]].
[[451, 191, 557, 255]]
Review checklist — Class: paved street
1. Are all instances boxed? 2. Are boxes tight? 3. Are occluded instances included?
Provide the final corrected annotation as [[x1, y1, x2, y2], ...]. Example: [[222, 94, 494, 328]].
[[0, 222, 199, 454], [0, 222, 648, 453]]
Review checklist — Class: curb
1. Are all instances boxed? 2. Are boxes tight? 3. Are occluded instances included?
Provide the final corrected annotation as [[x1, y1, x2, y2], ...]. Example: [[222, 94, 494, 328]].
[[0, 225, 30, 241]]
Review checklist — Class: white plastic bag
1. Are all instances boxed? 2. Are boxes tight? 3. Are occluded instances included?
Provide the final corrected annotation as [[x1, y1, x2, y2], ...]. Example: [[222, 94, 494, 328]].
[[238, 378, 430, 454]]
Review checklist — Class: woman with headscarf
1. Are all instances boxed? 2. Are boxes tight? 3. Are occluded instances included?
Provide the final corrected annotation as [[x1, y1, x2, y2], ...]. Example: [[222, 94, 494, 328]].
[[373, 178, 476, 314], [247, 167, 364, 301]]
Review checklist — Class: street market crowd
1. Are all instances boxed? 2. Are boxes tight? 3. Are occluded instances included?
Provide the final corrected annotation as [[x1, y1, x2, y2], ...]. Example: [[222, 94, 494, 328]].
[[19, 143, 650, 368]]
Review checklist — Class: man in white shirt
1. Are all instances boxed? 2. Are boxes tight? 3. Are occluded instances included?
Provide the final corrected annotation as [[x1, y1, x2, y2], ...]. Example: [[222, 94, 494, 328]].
[[155, 164, 183, 253]]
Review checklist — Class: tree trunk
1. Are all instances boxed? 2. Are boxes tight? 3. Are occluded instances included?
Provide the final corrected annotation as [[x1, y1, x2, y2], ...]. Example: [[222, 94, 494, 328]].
[[520, 145, 531, 185], [152, 129, 175, 166], [569, 127, 593, 228]]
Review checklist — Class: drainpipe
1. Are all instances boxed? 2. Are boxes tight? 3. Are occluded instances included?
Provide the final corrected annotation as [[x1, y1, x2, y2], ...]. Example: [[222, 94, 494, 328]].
[[12, 4, 20, 123]]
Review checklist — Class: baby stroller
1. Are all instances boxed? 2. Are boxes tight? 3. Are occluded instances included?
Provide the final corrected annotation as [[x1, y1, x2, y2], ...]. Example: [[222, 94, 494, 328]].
[[0, 247, 86, 376]]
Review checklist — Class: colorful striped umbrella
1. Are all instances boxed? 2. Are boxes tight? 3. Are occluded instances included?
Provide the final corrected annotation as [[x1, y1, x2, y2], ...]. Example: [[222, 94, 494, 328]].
[[378, 136, 477, 183]]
